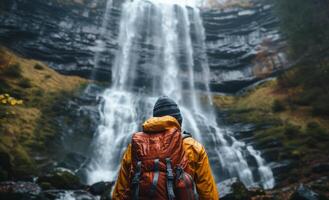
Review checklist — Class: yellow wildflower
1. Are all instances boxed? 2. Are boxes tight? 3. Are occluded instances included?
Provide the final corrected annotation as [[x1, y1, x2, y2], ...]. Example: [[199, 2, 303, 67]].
[[4, 94, 9, 97], [0, 95, 4, 100], [10, 99, 17, 106], [17, 100, 23, 105], [1, 99, 7, 104]]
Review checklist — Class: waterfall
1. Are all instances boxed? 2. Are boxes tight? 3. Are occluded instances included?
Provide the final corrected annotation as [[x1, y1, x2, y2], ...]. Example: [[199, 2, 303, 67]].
[[85, 0, 275, 189]]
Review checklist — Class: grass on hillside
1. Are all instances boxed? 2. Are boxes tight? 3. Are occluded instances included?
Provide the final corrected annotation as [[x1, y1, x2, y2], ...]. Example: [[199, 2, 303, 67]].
[[213, 71, 329, 186], [0, 47, 88, 178]]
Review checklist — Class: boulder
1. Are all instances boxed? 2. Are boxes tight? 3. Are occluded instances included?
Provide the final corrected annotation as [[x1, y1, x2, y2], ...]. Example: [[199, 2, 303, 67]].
[[88, 181, 114, 196], [37, 168, 83, 190], [43, 190, 97, 200], [98, 182, 115, 200], [218, 178, 251, 200], [218, 178, 270, 200]]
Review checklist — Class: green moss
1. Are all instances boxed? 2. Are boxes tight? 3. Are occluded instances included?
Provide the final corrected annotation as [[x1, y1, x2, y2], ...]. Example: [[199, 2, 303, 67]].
[[37, 170, 82, 190], [12, 145, 34, 166], [0, 136, 14, 148], [18, 78, 32, 88]]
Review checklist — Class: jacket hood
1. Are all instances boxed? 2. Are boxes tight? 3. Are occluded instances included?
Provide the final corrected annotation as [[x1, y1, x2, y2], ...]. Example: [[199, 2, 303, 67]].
[[142, 115, 181, 133]]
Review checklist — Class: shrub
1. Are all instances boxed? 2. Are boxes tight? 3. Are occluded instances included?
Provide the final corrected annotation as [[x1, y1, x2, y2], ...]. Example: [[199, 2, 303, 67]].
[[272, 100, 286, 112], [34, 63, 44, 70], [294, 90, 317, 106], [18, 78, 32, 88], [306, 122, 329, 141], [311, 95, 329, 116], [1, 63, 22, 78], [0, 105, 7, 118], [34, 89, 44, 97], [0, 77, 10, 92], [44, 74, 52, 79], [275, 0, 329, 58], [284, 124, 301, 139]]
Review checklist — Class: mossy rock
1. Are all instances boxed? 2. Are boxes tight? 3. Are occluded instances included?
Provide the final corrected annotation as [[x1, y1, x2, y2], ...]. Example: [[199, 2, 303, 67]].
[[37, 169, 83, 190], [221, 181, 251, 200]]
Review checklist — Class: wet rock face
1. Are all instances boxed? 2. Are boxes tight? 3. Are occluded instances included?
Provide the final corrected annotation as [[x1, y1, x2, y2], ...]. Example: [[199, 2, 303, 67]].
[[203, 3, 287, 93], [0, 0, 118, 81], [0, 0, 286, 93]]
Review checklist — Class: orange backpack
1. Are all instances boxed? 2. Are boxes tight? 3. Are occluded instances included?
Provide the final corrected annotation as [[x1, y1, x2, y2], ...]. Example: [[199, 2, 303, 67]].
[[129, 128, 198, 200]]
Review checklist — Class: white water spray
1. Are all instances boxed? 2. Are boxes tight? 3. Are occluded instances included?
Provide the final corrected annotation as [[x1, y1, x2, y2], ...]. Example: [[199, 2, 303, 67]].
[[86, 0, 275, 189]]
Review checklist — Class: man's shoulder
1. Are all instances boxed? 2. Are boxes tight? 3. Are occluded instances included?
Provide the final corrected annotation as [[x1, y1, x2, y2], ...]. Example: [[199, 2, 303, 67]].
[[182, 134, 204, 153]]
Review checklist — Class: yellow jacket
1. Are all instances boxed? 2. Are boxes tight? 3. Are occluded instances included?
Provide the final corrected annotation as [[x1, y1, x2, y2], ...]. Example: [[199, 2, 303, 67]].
[[112, 116, 219, 200]]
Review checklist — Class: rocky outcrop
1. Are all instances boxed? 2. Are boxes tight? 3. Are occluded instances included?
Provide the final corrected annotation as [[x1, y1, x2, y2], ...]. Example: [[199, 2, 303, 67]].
[[0, 0, 118, 81], [0, 0, 287, 93], [203, 3, 288, 93]]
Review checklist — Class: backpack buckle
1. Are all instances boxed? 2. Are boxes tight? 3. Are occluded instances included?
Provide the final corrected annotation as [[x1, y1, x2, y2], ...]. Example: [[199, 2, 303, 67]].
[[167, 169, 174, 180], [132, 161, 142, 185], [132, 176, 139, 185], [165, 158, 174, 180]]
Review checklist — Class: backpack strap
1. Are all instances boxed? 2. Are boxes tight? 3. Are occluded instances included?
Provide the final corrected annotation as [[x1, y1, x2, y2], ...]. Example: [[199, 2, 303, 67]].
[[132, 161, 142, 200], [186, 172, 199, 200], [182, 131, 192, 140], [149, 159, 160, 197], [166, 158, 175, 200]]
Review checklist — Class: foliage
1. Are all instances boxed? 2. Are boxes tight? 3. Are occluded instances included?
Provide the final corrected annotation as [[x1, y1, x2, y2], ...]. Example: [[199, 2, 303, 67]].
[[272, 99, 286, 112], [18, 78, 32, 88], [44, 74, 52, 79], [284, 124, 301, 139], [1, 63, 22, 78], [34, 63, 44, 70], [306, 122, 329, 141], [0, 93, 24, 106], [275, 0, 329, 58], [278, 62, 329, 116], [0, 77, 10, 94], [311, 95, 329, 116]]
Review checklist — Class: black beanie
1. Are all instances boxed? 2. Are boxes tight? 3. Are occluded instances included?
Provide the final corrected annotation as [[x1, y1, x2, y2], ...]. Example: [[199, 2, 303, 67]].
[[153, 96, 183, 125]]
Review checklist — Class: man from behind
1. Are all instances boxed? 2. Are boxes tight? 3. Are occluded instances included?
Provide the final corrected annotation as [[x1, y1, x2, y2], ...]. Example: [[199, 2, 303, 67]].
[[112, 96, 219, 200]]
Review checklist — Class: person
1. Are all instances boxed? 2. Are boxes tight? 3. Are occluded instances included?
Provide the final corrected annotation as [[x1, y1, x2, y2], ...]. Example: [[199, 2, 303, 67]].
[[112, 96, 219, 200]]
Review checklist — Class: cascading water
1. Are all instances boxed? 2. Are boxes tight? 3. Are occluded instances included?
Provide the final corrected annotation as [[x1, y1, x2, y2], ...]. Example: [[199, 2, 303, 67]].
[[85, 0, 275, 189]]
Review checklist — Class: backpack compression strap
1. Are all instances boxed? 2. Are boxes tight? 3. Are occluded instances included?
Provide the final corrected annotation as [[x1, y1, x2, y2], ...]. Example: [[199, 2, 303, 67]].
[[166, 158, 175, 200], [132, 161, 142, 200], [182, 131, 192, 139], [149, 159, 160, 197]]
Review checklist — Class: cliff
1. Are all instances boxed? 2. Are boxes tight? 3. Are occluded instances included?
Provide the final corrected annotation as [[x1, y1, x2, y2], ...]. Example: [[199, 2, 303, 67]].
[[0, 0, 287, 93]]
